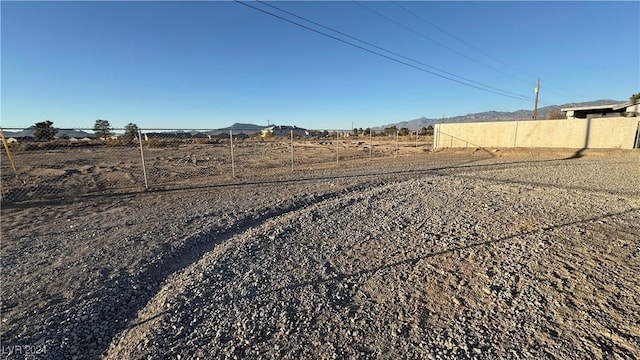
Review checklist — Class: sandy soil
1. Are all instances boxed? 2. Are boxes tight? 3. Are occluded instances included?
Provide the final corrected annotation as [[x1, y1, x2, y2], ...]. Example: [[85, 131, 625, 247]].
[[1, 137, 430, 203], [1, 146, 639, 359]]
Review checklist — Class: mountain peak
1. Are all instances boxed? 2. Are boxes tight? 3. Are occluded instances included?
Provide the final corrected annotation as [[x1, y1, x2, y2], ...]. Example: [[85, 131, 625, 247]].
[[378, 99, 624, 130]]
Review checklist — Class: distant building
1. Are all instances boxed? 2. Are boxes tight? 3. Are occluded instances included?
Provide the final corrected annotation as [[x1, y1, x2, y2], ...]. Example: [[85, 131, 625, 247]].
[[6, 136, 34, 143], [261, 125, 310, 138], [562, 101, 639, 119]]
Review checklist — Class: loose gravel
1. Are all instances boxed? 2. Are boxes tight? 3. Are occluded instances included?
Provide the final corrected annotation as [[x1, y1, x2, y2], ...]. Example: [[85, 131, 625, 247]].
[[1, 148, 639, 359]]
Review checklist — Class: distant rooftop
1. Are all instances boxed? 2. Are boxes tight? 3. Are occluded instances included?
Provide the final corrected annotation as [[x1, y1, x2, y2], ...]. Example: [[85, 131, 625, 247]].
[[561, 101, 637, 119], [561, 102, 631, 112]]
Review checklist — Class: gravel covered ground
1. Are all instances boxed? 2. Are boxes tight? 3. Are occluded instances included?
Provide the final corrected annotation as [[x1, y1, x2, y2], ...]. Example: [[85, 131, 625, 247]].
[[1, 148, 639, 359]]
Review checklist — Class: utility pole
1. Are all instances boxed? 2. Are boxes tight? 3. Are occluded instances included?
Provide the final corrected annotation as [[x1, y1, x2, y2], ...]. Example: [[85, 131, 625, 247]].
[[533, 79, 540, 120]]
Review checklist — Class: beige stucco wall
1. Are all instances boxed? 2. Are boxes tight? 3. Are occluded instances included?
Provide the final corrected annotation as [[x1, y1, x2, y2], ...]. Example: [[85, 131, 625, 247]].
[[434, 117, 639, 150]]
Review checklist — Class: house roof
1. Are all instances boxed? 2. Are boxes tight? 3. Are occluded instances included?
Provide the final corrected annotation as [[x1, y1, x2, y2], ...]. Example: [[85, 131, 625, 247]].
[[561, 101, 633, 112]]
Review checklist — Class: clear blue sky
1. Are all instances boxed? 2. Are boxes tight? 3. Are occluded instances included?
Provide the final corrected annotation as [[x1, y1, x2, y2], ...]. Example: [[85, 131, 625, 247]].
[[2, 1, 639, 130]]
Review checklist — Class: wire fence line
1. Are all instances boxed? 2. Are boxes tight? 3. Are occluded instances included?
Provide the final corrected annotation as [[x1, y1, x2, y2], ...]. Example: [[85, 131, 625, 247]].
[[1, 127, 434, 204], [433, 128, 485, 150]]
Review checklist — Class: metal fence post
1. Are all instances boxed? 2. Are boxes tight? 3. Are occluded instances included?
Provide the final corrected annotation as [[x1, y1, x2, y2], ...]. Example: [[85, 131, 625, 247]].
[[369, 130, 372, 159], [230, 129, 235, 178], [415, 130, 418, 148], [138, 130, 149, 189], [0, 128, 19, 179], [290, 129, 294, 172], [396, 131, 399, 157], [336, 131, 339, 165]]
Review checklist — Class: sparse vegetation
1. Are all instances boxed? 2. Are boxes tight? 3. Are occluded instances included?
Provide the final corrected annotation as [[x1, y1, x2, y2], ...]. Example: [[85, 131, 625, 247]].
[[144, 138, 172, 148], [630, 93, 640, 103], [419, 125, 434, 136], [192, 137, 218, 145], [384, 126, 398, 136], [547, 108, 565, 120]]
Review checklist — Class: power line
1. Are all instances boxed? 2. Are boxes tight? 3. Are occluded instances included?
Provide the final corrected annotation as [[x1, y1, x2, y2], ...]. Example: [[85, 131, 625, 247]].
[[255, 0, 530, 100], [355, 1, 534, 87], [391, 1, 534, 85], [234, 1, 532, 102], [237, 0, 530, 101], [391, 1, 589, 102]]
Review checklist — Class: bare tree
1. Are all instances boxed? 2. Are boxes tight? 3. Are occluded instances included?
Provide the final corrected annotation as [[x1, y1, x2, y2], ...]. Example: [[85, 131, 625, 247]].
[[547, 109, 565, 120]]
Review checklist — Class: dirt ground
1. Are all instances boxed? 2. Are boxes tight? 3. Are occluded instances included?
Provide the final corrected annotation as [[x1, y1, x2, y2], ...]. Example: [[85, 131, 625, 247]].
[[0, 137, 430, 203], [1, 146, 639, 359]]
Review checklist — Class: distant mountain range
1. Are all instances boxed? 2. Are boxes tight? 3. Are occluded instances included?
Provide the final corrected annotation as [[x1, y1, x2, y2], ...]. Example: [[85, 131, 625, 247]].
[[220, 123, 266, 131], [206, 123, 266, 135], [2, 100, 626, 137], [374, 99, 625, 130], [219, 101, 624, 131], [376, 99, 624, 130], [190, 101, 628, 132], [2, 127, 95, 138]]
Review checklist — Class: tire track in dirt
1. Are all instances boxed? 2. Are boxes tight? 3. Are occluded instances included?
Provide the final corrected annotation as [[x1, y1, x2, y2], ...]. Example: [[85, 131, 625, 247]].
[[102, 179, 408, 359], [102, 173, 640, 359], [3, 151, 638, 359], [6, 178, 390, 359], [100, 157, 637, 359]]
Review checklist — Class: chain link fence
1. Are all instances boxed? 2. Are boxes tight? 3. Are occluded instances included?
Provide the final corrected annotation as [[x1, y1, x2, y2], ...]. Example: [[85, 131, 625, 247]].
[[1, 127, 433, 204]]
